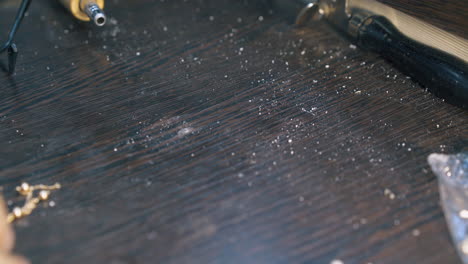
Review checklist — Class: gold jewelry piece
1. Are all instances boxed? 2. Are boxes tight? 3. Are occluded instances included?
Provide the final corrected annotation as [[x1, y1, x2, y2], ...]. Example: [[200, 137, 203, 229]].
[[6, 182, 61, 223]]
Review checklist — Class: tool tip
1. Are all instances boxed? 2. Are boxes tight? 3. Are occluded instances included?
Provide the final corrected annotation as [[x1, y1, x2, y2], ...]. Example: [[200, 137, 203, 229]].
[[84, 3, 107, 26], [94, 13, 106, 26]]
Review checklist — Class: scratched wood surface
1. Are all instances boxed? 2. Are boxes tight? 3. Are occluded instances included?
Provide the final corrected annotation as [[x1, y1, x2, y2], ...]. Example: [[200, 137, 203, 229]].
[[0, 0, 467, 263]]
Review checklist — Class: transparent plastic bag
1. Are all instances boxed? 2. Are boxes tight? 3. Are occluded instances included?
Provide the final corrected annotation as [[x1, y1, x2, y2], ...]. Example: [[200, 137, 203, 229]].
[[428, 152, 468, 264]]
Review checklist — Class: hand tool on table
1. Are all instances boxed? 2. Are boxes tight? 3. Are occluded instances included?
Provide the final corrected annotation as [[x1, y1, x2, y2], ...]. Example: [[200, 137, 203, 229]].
[[1, 0, 107, 74], [271, 0, 468, 108], [59, 0, 106, 26]]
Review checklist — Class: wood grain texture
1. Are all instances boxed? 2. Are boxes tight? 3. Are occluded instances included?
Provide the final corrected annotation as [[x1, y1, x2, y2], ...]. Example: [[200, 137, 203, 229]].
[[0, 0, 467, 264]]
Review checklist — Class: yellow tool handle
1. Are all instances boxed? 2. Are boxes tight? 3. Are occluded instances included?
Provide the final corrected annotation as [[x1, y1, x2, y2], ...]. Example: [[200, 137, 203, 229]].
[[59, 0, 106, 26]]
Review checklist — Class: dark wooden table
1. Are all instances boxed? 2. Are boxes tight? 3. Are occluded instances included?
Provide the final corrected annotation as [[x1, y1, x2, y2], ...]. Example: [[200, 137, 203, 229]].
[[0, 0, 467, 263]]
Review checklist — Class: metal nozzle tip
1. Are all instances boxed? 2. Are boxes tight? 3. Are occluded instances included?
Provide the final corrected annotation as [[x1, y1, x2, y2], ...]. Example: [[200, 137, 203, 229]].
[[84, 3, 107, 26], [94, 13, 106, 26]]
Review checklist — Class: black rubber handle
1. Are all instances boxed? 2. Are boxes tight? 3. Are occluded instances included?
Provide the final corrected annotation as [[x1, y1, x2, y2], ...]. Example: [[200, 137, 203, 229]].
[[356, 16, 468, 108]]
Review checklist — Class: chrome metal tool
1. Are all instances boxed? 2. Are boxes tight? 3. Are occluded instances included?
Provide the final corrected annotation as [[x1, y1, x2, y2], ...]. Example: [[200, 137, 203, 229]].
[[1, 0, 108, 74], [59, 0, 107, 26]]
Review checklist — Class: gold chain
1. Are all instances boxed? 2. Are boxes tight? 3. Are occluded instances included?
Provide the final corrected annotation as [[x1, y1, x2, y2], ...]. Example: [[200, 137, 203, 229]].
[[6, 182, 61, 223]]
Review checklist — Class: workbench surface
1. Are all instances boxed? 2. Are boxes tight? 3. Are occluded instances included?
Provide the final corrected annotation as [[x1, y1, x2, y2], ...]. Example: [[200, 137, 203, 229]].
[[0, 0, 467, 263]]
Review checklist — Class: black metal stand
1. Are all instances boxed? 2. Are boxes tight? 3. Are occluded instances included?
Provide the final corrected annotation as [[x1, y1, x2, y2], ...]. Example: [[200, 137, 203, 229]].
[[0, 0, 32, 74]]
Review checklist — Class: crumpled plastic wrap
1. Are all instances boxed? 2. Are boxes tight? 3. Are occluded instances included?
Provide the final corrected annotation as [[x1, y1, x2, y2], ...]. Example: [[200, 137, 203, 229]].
[[428, 152, 468, 264]]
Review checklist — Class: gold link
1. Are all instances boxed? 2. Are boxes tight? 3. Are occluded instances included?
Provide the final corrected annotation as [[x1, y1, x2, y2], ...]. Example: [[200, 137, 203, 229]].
[[5, 182, 61, 223]]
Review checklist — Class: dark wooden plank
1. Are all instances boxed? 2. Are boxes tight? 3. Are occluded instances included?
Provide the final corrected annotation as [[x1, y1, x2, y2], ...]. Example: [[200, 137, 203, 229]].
[[0, 0, 467, 264]]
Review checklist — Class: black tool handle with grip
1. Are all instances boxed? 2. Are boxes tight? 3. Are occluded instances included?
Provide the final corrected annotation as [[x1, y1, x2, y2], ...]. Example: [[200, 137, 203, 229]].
[[356, 15, 468, 108]]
